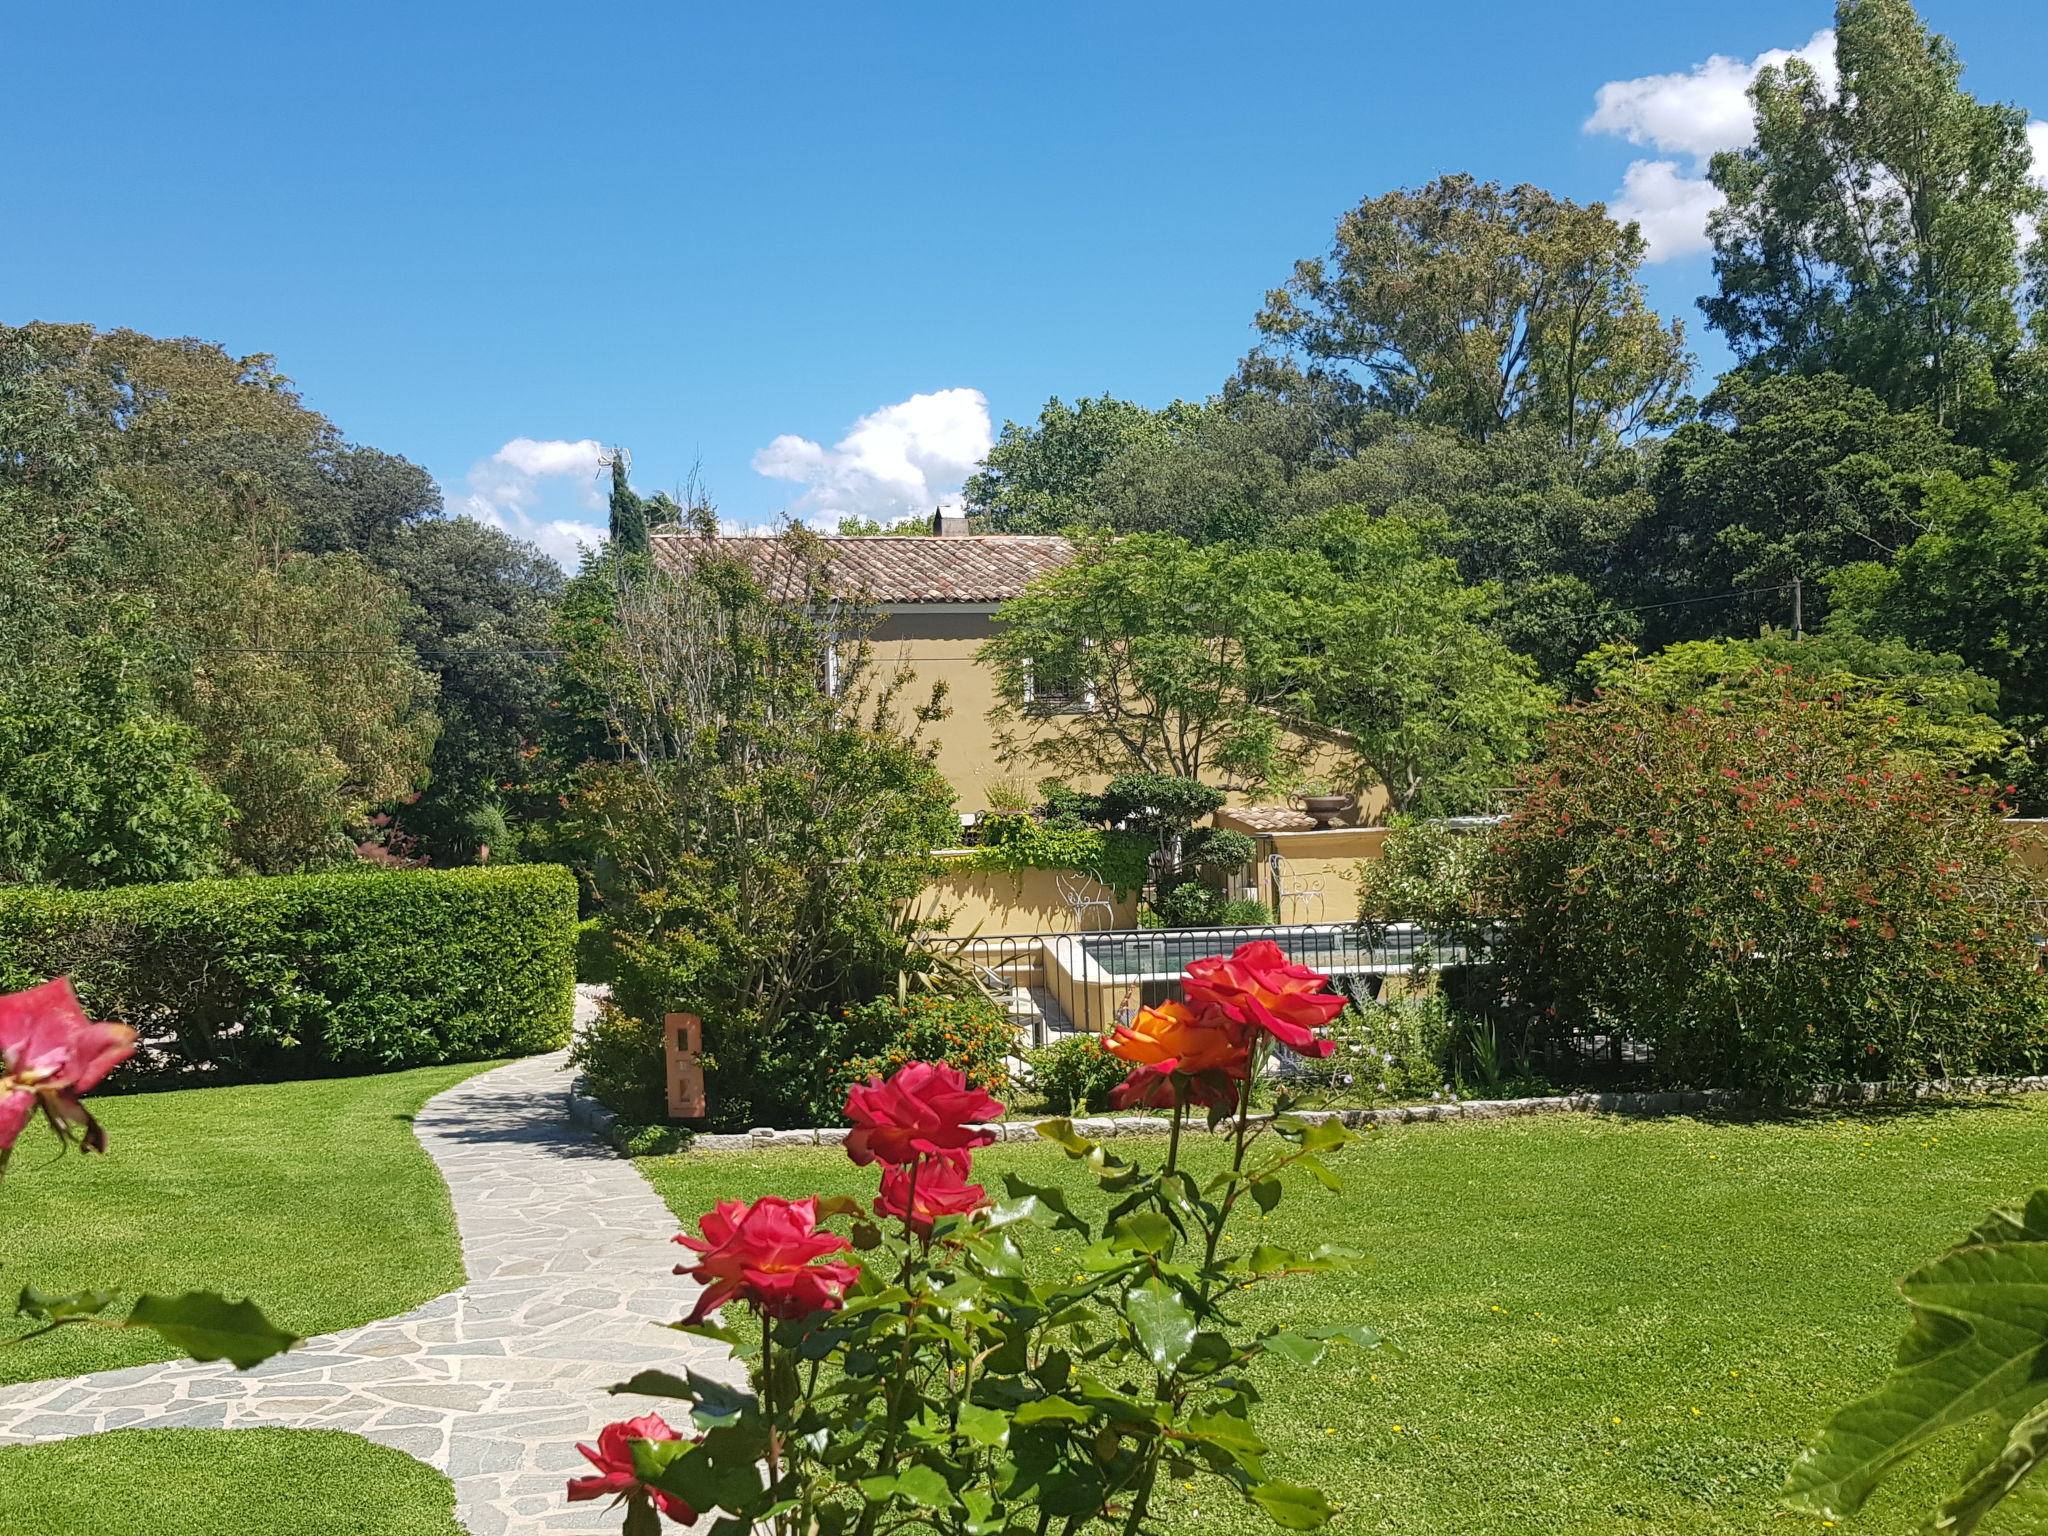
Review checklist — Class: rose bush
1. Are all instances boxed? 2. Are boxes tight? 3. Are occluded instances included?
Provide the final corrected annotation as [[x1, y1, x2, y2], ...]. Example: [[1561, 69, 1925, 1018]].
[[573, 941, 1373, 1536]]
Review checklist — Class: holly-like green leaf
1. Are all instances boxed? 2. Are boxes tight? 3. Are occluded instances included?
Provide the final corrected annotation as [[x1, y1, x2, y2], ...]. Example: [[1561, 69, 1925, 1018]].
[[1249, 1478, 1336, 1529], [956, 1403, 1011, 1447], [1294, 1154, 1343, 1192], [1012, 1395, 1091, 1425], [16, 1286, 118, 1322], [666, 1318, 743, 1346], [1036, 1119, 1097, 1157], [1183, 1408, 1268, 1456], [1248, 1177, 1283, 1215], [610, 1368, 756, 1430], [124, 1292, 298, 1369], [1785, 1220, 2048, 1525], [1125, 1279, 1197, 1373], [1001, 1173, 1090, 1234], [1256, 1331, 1328, 1367], [813, 1194, 864, 1220], [1274, 1116, 1354, 1154], [1108, 1212, 1176, 1255]]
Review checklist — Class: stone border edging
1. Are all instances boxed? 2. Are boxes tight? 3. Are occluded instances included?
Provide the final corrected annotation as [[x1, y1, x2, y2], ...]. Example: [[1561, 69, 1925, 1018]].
[[568, 1072, 2048, 1154]]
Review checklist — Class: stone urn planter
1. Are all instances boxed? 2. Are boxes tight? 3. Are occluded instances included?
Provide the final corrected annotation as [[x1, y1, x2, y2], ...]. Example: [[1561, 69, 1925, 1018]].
[[1299, 793, 1355, 829]]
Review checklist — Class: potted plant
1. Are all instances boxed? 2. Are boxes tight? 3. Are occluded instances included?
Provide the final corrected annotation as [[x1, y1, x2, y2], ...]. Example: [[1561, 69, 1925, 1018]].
[[1293, 779, 1356, 828]]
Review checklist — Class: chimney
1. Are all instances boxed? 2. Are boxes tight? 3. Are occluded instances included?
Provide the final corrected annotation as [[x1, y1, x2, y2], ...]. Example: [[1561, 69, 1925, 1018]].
[[931, 502, 970, 537]]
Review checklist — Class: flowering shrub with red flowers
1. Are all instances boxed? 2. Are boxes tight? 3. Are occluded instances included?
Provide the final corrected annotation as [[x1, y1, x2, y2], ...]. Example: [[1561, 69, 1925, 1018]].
[[1488, 675, 2048, 1090], [0, 977, 299, 1368], [573, 942, 1371, 1536]]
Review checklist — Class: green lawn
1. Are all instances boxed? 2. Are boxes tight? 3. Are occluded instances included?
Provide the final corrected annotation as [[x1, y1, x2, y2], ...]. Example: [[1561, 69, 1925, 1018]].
[[637, 1098, 2048, 1536], [0, 1062, 493, 1386], [0, 1428, 462, 1535]]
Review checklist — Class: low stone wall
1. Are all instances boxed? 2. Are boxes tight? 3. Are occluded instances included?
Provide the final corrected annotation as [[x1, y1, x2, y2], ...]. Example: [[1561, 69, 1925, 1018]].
[[570, 1073, 2048, 1154]]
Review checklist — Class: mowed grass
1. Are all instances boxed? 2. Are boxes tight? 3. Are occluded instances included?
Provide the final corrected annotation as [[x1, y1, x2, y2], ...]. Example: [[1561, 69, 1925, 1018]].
[[0, 1428, 462, 1535], [637, 1098, 2048, 1536], [0, 1062, 495, 1386]]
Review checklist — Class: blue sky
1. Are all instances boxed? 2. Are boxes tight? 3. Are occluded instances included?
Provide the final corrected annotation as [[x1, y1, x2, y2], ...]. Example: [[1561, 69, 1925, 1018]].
[[5, 1, 2045, 562]]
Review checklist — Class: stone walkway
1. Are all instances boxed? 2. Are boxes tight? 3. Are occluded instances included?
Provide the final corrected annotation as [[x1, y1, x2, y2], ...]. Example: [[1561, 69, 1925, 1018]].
[[0, 1045, 739, 1535]]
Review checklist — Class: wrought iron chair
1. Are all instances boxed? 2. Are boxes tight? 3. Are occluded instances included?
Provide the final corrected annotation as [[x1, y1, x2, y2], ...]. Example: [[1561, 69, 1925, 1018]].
[[1268, 854, 1325, 924], [1055, 871, 1117, 932]]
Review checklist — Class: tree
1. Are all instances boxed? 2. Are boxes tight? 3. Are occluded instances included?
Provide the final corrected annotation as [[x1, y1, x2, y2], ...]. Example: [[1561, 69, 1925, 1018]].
[[1255, 174, 1691, 453], [1828, 468, 2048, 804], [1579, 635, 2019, 778], [1623, 373, 1977, 644], [0, 642, 228, 887], [606, 450, 650, 557], [964, 396, 1194, 533], [376, 518, 564, 862], [562, 535, 957, 1130], [1275, 511, 1552, 815], [978, 533, 1296, 788], [1704, 0, 2045, 441]]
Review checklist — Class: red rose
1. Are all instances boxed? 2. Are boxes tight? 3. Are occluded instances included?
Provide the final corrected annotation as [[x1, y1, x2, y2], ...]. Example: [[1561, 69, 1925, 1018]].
[[567, 1413, 699, 1525], [1108, 1060, 1241, 1113], [843, 1060, 1003, 1167], [673, 1196, 859, 1323], [875, 1155, 989, 1231], [0, 976, 137, 1156], [1181, 941, 1343, 1058]]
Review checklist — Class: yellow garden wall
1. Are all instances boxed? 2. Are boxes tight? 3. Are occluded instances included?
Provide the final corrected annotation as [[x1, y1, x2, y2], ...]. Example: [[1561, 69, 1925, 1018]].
[[917, 857, 1141, 936]]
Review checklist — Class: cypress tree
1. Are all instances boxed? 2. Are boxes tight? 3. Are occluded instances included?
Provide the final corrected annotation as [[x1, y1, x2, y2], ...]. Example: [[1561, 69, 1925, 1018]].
[[607, 449, 649, 557]]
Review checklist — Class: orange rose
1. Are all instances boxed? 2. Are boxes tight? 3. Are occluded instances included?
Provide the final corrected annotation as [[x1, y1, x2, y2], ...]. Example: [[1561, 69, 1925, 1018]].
[[1106, 999, 1248, 1078]]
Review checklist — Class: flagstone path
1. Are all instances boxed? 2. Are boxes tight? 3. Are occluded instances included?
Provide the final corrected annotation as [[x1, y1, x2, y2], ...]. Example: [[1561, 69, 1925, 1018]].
[[0, 1016, 737, 1535]]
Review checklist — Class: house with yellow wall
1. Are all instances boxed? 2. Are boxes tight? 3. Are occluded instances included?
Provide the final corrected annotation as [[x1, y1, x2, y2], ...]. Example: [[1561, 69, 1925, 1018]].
[[650, 512, 1074, 812]]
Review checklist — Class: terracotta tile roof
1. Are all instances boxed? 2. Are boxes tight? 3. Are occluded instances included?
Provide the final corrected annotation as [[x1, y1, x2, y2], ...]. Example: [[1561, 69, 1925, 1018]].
[[648, 533, 1072, 604], [1217, 805, 1319, 833]]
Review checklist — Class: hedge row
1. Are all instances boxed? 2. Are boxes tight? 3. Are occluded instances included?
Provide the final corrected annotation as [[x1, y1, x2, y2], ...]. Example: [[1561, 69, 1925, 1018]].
[[0, 864, 578, 1085]]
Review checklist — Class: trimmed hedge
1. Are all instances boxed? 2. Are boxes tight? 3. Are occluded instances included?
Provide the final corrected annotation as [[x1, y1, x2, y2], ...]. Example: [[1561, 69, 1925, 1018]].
[[0, 865, 577, 1085]]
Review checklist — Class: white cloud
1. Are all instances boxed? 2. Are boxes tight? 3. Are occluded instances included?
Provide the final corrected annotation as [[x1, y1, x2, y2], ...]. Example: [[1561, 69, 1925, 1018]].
[[753, 388, 992, 526], [459, 437, 609, 566], [1606, 159, 1728, 261], [1586, 30, 1836, 261]]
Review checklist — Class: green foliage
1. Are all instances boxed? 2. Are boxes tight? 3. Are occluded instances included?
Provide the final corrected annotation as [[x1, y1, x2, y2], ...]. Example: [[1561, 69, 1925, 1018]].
[[1027, 1032, 1128, 1114], [569, 999, 670, 1126], [1100, 773, 1228, 840], [1182, 826, 1256, 876], [833, 992, 1017, 1102], [1786, 1188, 2048, 1532], [606, 450, 650, 557], [1581, 634, 2022, 778], [562, 536, 960, 1132], [1256, 173, 1690, 452], [1831, 471, 2048, 805], [957, 820, 1153, 898], [1276, 510, 1552, 814], [0, 322, 462, 874], [0, 865, 575, 1082], [1286, 997, 1457, 1103], [1487, 676, 2048, 1090], [964, 394, 1197, 534], [1625, 373, 1978, 644], [0, 652, 228, 887], [1705, 0, 2044, 443], [980, 531, 1296, 788], [1354, 820, 1491, 943]]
